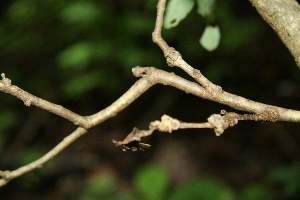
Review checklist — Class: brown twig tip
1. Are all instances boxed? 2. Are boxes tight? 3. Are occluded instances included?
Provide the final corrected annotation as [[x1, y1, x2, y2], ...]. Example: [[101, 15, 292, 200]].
[[150, 114, 180, 133], [0, 73, 12, 86], [132, 66, 151, 77], [113, 128, 153, 152], [0, 171, 11, 180]]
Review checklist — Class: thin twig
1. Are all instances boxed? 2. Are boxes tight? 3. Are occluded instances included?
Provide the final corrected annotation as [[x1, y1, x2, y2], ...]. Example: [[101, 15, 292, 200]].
[[0, 74, 89, 128], [0, 76, 153, 185], [114, 107, 299, 150], [88, 78, 153, 126], [152, 0, 169, 52], [0, 127, 87, 187], [152, 0, 222, 97], [150, 0, 300, 121], [132, 67, 300, 123]]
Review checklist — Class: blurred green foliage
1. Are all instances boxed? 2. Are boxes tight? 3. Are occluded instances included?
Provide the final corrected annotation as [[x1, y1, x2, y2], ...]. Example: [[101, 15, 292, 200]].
[[239, 183, 273, 200], [80, 172, 117, 200], [80, 162, 299, 200], [168, 177, 235, 200], [0, 0, 262, 111], [14, 146, 46, 188], [267, 162, 300, 198], [79, 162, 233, 200], [0, 110, 19, 152], [0, 0, 162, 99], [133, 163, 170, 200], [0, 0, 299, 199]]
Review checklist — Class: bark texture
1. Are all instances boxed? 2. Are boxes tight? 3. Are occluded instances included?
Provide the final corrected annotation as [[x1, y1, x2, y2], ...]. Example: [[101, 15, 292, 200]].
[[249, 0, 300, 68]]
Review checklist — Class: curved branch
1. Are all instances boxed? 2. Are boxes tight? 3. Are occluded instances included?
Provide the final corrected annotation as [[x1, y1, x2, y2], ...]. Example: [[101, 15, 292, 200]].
[[150, 0, 300, 122], [0, 73, 89, 128], [133, 67, 300, 123], [249, 0, 300, 68], [152, 0, 223, 96], [88, 78, 153, 126], [0, 76, 153, 185], [152, 0, 170, 52]]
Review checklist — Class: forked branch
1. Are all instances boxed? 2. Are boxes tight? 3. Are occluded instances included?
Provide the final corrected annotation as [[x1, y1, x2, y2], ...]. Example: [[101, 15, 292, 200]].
[[115, 0, 300, 149], [1, 0, 300, 186]]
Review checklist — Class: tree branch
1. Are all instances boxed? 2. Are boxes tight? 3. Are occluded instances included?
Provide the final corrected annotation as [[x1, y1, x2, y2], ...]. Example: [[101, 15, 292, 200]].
[[248, 0, 300, 68], [114, 107, 299, 151], [152, 0, 169, 52], [152, 0, 222, 96], [150, 0, 300, 122], [113, 0, 300, 151], [0, 73, 89, 128], [132, 67, 300, 123], [88, 78, 153, 126], [1, 0, 300, 186], [0, 75, 153, 185]]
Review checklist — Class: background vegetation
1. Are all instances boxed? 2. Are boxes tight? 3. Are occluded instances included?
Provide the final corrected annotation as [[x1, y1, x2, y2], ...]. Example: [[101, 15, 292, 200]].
[[0, 0, 300, 199]]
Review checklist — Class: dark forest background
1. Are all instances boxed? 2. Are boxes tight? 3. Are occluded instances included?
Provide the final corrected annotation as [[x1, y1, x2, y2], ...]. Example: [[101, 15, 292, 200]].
[[1, 0, 300, 199]]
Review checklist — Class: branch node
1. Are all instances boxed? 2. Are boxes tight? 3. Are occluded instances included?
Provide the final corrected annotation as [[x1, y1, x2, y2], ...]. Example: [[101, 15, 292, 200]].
[[207, 114, 225, 136], [211, 85, 223, 97], [165, 47, 182, 67], [150, 114, 180, 133], [208, 111, 239, 136], [24, 99, 32, 106], [0, 171, 11, 179], [264, 107, 280, 122], [132, 66, 150, 78]]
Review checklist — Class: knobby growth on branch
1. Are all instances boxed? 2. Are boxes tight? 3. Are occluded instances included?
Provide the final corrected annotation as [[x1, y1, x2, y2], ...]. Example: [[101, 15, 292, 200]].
[[1, 0, 300, 186]]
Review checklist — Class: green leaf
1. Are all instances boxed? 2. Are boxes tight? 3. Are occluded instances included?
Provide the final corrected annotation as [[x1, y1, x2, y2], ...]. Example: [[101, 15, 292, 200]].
[[134, 163, 170, 200], [196, 0, 215, 18], [60, 2, 101, 24], [200, 25, 221, 51], [168, 177, 234, 200], [58, 42, 95, 70], [164, 0, 195, 29]]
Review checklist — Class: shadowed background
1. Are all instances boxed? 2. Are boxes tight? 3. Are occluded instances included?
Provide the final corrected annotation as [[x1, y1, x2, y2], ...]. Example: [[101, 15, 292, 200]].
[[0, 0, 300, 199]]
